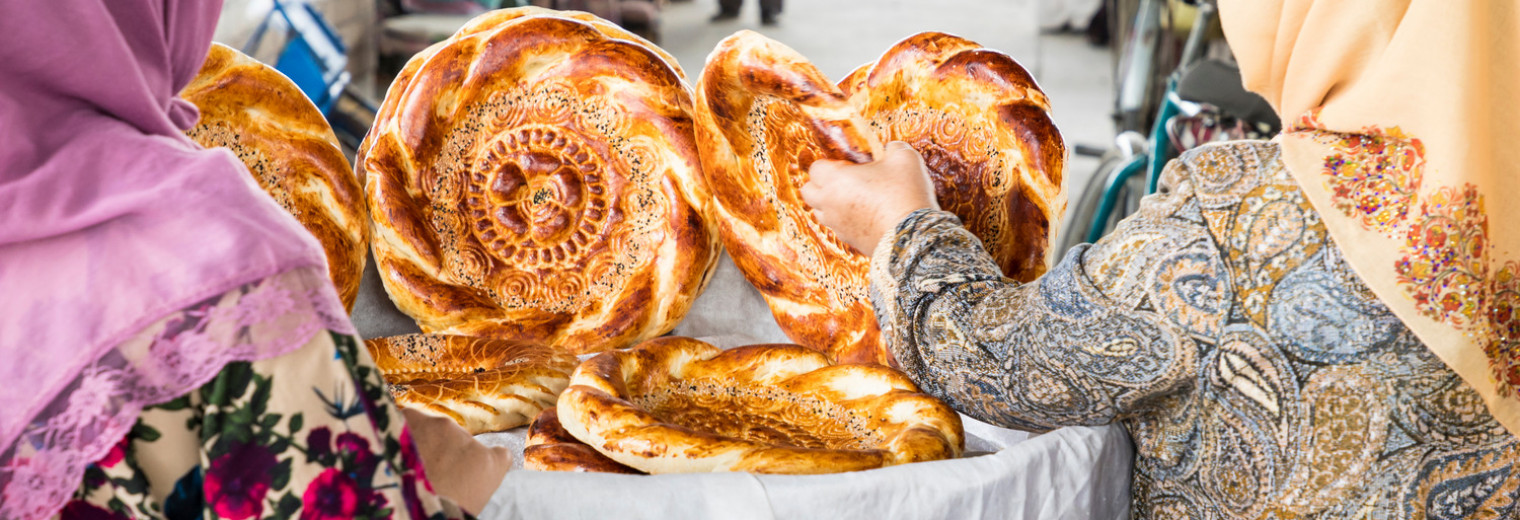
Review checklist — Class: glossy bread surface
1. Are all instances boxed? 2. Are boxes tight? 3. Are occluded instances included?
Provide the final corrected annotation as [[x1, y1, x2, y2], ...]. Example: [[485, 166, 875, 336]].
[[182, 43, 369, 310], [555, 337, 964, 474], [361, 9, 719, 353], [692, 31, 1064, 365], [524, 407, 644, 473], [366, 334, 576, 434]]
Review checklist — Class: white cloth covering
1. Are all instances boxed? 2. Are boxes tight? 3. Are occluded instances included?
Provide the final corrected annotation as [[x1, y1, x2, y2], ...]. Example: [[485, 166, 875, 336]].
[[478, 421, 1132, 520]]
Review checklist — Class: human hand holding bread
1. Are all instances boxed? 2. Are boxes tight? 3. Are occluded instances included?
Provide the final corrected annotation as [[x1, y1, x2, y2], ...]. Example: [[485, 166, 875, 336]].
[[802, 141, 941, 257]]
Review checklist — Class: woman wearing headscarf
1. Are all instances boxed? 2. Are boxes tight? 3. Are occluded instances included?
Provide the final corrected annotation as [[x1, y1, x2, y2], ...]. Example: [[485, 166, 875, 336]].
[[804, 0, 1520, 517], [0, 1, 508, 518]]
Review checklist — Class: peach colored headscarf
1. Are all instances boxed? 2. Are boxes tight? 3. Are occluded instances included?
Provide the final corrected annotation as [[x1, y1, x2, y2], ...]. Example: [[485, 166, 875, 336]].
[[1219, 0, 1520, 434]]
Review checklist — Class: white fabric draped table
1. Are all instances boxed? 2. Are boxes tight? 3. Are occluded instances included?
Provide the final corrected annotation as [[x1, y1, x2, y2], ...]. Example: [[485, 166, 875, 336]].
[[353, 252, 1135, 519]]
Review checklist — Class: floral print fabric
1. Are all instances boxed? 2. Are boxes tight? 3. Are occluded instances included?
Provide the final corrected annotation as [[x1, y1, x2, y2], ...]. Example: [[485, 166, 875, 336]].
[[57, 329, 468, 520], [870, 141, 1520, 519], [3, 268, 353, 520]]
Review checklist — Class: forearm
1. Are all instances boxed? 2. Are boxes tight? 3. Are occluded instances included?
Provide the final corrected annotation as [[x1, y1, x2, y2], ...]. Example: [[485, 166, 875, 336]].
[[869, 210, 1190, 431]]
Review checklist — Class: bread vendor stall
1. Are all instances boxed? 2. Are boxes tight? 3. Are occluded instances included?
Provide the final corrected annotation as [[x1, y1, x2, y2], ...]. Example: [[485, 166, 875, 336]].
[[198, 5, 1134, 519]]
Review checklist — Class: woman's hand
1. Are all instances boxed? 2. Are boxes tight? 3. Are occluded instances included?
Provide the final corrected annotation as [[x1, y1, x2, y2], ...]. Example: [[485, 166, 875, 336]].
[[801, 141, 939, 257], [401, 408, 512, 515]]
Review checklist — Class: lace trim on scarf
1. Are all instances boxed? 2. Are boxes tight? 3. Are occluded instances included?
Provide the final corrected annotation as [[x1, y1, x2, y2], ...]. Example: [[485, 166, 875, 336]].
[[0, 267, 353, 520]]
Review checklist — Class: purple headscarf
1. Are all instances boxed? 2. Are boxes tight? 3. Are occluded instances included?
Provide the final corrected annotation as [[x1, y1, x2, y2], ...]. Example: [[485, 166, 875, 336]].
[[0, 1, 346, 517]]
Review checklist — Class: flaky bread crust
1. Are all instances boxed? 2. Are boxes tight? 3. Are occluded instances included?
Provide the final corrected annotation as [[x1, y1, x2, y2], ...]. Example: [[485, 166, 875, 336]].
[[182, 43, 369, 310], [354, 6, 686, 192], [524, 407, 644, 474], [692, 31, 886, 365], [366, 334, 576, 434], [556, 337, 963, 474], [692, 31, 1064, 365], [360, 11, 719, 354], [839, 32, 1065, 280]]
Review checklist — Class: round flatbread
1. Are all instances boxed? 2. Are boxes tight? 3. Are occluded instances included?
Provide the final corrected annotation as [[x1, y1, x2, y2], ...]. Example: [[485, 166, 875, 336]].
[[361, 11, 718, 353], [182, 43, 369, 310], [840, 32, 1065, 280], [692, 31, 1063, 365], [366, 334, 576, 434], [355, 6, 685, 191], [556, 337, 964, 474]]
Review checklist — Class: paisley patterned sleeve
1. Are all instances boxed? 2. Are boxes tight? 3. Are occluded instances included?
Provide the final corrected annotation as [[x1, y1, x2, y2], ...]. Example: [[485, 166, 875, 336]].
[[869, 160, 1223, 432]]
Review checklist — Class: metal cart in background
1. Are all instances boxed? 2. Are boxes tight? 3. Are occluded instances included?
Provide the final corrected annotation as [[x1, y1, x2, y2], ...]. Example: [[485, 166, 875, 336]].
[[242, 0, 381, 154], [1056, 0, 1278, 256]]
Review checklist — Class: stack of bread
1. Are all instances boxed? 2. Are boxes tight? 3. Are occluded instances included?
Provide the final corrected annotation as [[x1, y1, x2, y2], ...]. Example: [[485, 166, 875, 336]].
[[355, 7, 720, 434], [184, 6, 1060, 471]]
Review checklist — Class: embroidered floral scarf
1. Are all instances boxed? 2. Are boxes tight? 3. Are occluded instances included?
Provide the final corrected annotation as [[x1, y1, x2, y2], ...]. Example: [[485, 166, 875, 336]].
[[1219, 0, 1520, 434]]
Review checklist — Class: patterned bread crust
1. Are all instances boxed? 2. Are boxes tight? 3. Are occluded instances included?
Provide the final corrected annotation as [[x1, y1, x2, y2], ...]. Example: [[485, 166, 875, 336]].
[[693, 32, 1064, 366], [366, 334, 576, 434], [839, 32, 1065, 281], [360, 11, 719, 353], [524, 407, 644, 474], [182, 43, 369, 310], [354, 6, 685, 192], [555, 337, 963, 474], [692, 31, 886, 365]]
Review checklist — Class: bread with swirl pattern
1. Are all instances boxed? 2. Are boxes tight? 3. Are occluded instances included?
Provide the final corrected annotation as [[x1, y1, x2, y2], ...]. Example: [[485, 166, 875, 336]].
[[360, 9, 719, 353], [555, 337, 963, 474], [366, 334, 576, 434], [691, 31, 1064, 365], [182, 43, 370, 310]]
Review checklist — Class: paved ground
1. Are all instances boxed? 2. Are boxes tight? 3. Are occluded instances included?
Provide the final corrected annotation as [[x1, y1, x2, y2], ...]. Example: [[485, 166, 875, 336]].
[[656, 0, 1115, 222]]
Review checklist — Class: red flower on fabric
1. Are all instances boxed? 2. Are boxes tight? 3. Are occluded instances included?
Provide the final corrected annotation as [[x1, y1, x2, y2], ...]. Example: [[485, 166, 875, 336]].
[[334, 432, 372, 463], [300, 468, 376, 520], [59, 500, 132, 520], [397, 426, 435, 519], [399, 426, 435, 493], [98, 436, 129, 468], [203, 442, 278, 520], [307, 426, 333, 462], [334, 431, 380, 483]]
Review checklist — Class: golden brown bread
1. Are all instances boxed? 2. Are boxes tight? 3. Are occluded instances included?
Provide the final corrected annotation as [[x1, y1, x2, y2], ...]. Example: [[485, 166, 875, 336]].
[[692, 31, 1065, 365], [524, 407, 644, 474], [840, 32, 1065, 279], [555, 337, 964, 474], [360, 9, 719, 354], [182, 43, 369, 310], [366, 334, 576, 434], [354, 6, 685, 192], [692, 31, 885, 365]]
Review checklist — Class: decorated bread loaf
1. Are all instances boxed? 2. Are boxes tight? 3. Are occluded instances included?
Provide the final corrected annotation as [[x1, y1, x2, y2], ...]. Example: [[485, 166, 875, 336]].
[[182, 43, 370, 310], [366, 334, 576, 434], [524, 407, 643, 473], [555, 337, 964, 474], [692, 31, 1063, 365], [360, 9, 719, 354]]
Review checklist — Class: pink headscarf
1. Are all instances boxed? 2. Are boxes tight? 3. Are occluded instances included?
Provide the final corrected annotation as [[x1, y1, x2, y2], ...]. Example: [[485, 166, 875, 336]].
[[0, 0, 348, 516]]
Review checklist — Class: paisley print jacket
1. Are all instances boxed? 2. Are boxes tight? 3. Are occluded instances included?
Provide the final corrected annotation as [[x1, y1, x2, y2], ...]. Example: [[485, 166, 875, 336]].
[[870, 141, 1520, 519]]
